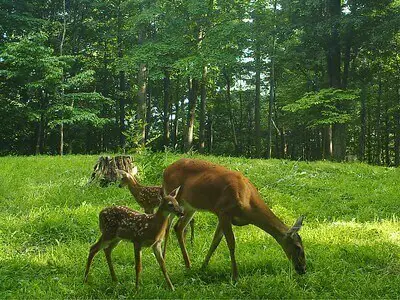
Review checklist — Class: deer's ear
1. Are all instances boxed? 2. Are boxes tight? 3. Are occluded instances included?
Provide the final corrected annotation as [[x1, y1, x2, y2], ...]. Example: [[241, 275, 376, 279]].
[[286, 215, 304, 238], [162, 185, 167, 197], [169, 186, 181, 198], [116, 169, 127, 177], [131, 166, 138, 176]]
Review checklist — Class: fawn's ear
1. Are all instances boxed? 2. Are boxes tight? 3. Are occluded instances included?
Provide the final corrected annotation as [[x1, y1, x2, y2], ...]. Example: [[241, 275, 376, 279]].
[[116, 169, 128, 177], [131, 166, 138, 176], [169, 186, 181, 198], [286, 215, 304, 238]]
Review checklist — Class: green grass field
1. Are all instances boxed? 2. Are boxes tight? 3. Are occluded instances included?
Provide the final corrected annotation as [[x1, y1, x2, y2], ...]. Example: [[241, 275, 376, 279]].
[[0, 153, 399, 299]]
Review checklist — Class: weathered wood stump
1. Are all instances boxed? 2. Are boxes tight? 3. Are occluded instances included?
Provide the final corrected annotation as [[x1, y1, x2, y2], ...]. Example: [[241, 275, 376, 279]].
[[89, 155, 133, 187]]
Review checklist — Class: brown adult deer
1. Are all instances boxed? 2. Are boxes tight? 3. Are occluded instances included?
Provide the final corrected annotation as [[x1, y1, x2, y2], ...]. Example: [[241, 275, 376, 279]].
[[117, 168, 195, 246], [84, 186, 183, 290], [162, 158, 306, 281]]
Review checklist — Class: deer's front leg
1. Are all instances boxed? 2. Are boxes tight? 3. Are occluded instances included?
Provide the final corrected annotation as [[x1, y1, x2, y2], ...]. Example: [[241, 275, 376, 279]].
[[174, 211, 195, 268], [220, 214, 238, 282], [133, 243, 142, 289], [153, 241, 175, 291], [162, 215, 174, 259]]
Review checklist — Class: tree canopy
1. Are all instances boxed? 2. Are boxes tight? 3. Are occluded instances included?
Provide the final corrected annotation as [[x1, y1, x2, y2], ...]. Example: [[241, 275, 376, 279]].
[[1, 0, 399, 165]]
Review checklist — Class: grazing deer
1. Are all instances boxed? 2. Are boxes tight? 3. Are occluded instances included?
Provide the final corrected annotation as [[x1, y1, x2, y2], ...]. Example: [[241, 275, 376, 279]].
[[84, 186, 183, 291], [116, 168, 195, 248], [162, 158, 306, 281]]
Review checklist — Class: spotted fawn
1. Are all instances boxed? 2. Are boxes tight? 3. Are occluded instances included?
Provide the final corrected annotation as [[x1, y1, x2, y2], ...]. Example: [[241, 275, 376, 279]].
[[84, 186, 183, 290]]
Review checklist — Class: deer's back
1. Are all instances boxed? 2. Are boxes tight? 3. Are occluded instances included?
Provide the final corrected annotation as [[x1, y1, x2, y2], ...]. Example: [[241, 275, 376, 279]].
[[99, 206, 167, 244], [163, 159, 257, 214], [135, 186, 161, 209]]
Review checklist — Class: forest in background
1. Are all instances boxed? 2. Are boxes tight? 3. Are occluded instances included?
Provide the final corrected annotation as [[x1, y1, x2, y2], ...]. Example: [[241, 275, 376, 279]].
[[1, 0, 400, 165]]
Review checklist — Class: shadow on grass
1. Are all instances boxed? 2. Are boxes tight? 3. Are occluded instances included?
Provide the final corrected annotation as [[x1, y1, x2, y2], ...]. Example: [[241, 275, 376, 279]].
[[0, 257, 69, 295]]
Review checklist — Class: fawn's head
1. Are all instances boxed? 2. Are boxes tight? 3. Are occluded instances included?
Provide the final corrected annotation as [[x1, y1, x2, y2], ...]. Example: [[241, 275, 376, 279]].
[[116, 167, 138, 187], [159, 186, 184, 217], [282, 216, 306, 275]]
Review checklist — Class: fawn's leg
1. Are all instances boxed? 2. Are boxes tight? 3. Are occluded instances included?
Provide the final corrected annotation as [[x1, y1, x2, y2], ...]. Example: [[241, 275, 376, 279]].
[[162, 215, 174, 259], [189, 218, 195, 245], [174, 211, 195, 268], [153, 241, 175, 291], [202, 222, 223, 269], [104, 240, 120, 282], [133, 243, 142, 289], [220, 214, 238, 282], [84, 237, 104, 283]]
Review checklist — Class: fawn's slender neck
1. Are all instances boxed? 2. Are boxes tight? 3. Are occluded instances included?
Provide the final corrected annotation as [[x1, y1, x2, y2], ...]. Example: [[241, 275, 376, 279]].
[[152, 205, 172, 232], [126, 176, 142, 198]]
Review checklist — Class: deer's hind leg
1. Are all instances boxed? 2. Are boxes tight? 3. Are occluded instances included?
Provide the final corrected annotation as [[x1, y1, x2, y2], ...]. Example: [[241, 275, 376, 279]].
[[202, 221, 223, 269], [133, 242, 142, 289], [84, 236, 106, 283], [104, 239, 120, 282]]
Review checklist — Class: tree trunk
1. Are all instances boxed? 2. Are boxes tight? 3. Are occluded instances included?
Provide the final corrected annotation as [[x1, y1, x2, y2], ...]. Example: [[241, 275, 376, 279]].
[[342, 39, 351, 89], [163, 71, 171, 148], [208, 113, 213, 153], [367, 106, 373, 163], [119, 70, 126, 149], [184, 78, 198, 152], [136, 63, 147, 146], [35, 112, 44, 155], [327, 0, 344, 161], [145, 84, 152, 142], [323, 125, 333, 159], [117, 0, 125, 149], [384, 93, 390, 165], [359, 83, 367, 161], [238, 80, 244, 154], [59, 0, 67, 156], [255, 45, 262, 158], [225, 71, 238, 154], [172, 81, 180, 150], [267, 0, 277, 159], [60, 123, 64, 155], [376, 78, 382, 165], [395, 85, 400, 166], [199, 66, 207, 153], [267, 55, 275, 159], [247, 100, 254, 157], [332, 124, 346, 161]]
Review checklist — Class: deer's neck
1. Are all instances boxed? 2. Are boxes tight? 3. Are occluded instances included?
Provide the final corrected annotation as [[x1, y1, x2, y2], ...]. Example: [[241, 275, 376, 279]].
[[249, 202, 289, 243], [153, 207, 172, 234], [126, 178, 142, 198]]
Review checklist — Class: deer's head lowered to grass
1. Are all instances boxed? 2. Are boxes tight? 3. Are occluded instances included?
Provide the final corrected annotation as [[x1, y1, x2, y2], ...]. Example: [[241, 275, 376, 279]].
[[162, 158, 307, 281], [281, 216, 306, 274]]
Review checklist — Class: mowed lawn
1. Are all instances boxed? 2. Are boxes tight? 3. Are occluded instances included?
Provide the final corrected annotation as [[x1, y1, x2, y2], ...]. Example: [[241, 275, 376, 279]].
[[0, 153, 399, 299]]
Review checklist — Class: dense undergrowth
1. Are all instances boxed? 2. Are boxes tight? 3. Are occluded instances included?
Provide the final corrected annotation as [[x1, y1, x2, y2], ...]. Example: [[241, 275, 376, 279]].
[[0, 152, 399, 298]]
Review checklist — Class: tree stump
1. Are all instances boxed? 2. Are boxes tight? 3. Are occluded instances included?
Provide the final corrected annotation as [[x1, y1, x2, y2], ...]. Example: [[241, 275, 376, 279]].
[[89, 155, 133, 187]]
